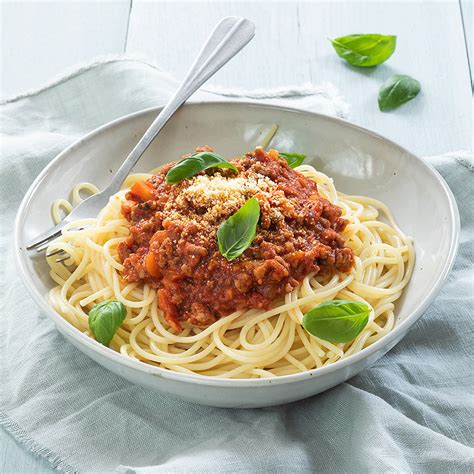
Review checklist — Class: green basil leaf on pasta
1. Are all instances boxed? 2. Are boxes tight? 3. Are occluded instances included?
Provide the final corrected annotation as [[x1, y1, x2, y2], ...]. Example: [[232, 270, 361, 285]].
[[217, 197, 260, 261], [88, 300, 127, 346], [378, 74, 421, 111], [279, 152, 306, 168], [330, 34, 396, 67], [166, 151, 238, 183], [302, 300, 370, 343]]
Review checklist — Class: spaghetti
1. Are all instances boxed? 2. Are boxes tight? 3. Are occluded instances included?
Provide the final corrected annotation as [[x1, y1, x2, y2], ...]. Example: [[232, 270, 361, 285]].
[[46, 157, 414, 379]]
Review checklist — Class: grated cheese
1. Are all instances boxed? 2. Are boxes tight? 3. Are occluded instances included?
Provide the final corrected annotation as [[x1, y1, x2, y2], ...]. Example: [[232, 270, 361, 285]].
[[168, 172, 278, 224]]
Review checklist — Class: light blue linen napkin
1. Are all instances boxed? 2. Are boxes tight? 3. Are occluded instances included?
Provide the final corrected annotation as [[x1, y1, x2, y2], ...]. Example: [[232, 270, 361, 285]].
[[1, 58, 473, 473]]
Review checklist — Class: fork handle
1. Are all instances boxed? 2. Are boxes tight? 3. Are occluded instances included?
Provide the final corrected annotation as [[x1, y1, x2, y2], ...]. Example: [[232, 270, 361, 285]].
[[105, 17, 255, 194]]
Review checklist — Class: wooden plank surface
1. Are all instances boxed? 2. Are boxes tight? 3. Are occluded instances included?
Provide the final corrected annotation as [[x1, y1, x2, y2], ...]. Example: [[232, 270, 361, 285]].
[[0, 429, 54, 474], [0, 0, 131, 99], [460, 0, 473, 86], [127, 0, 472, 156]]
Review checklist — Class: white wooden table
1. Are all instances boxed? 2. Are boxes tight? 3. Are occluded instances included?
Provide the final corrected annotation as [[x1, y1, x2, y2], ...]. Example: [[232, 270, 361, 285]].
[[1, 1, 472, 472]]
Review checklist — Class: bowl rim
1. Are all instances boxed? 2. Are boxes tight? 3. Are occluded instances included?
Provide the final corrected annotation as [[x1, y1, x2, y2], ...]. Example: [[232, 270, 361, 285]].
[[14, 100, 460, 388]]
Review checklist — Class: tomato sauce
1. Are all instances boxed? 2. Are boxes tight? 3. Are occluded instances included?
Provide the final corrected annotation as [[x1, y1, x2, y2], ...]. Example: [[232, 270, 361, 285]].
[[118, 147, 354, 331]]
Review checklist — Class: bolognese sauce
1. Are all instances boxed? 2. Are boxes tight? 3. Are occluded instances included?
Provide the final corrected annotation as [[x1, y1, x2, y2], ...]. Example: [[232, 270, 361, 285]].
[[118, 147, 354, 332]]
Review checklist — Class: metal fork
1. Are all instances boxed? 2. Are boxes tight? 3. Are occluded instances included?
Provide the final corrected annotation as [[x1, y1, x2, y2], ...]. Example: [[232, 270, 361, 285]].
[[27, 16, 255, 252]]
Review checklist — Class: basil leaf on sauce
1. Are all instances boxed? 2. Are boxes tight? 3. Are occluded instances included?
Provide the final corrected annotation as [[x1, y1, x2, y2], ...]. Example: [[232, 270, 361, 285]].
[[166, 151, 238, 183], [330, 34, 396, 67], [217, 197, 260, 261], [88, 300, 127, 346], [279, 152, 306, 168], [378, 74, 421, 111], [302, 300, 370, 343]]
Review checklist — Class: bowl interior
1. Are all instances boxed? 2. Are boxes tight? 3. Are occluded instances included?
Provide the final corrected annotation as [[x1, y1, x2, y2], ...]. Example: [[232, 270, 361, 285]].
[[16, 102, 457, 351]]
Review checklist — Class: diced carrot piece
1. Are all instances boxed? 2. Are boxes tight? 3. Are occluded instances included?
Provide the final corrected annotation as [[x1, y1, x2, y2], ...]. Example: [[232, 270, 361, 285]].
[[268, 149, 279, 160], [130, 181, 154, 201], [150, 230, 167, 246], [145, 252, 160, 277]]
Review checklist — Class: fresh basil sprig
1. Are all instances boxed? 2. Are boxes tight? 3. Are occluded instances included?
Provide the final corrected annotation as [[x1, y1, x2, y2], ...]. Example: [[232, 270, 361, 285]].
[[88, 300, 126, 346], [279, 152, 306, 168], [330, 34, 396, 67], [166, 151, 238, 183], [378, 74, 421, 111], [302, 300, 370, 343], [217, 197, 260, 261]]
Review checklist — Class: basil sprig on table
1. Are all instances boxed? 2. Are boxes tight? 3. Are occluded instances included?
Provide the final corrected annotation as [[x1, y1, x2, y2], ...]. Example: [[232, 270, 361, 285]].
[[302, 300, 370, 343], [217, 197, 260, 261], [88, 300, 127, 346], [378, 74, 421, 111], [330, 34, 396, 67], [279, 152, 306, 168], [166, 151, 238, 183]]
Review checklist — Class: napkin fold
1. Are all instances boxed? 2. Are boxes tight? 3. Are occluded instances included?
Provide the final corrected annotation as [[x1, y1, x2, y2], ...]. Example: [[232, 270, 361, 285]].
[[1, 58, 473, 473]]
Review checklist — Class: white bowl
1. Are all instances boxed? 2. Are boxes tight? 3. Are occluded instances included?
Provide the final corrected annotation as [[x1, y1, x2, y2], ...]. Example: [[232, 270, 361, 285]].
[[15, 102, 459, 408]]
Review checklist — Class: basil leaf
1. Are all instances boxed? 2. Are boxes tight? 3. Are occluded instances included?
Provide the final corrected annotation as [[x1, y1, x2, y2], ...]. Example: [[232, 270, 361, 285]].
[[88, 300, 127, 346], [302, 300, 370, 343], [217, 197, 260, 261], [330, 34, 396, 67], [279, 152, 306, 168], [166, 151, 238, 183], [378, 74, 421, 111]]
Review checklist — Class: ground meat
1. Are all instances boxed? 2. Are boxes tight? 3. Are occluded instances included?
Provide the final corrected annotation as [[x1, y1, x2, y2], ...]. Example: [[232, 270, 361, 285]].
[[118, 147, 354, 331]]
